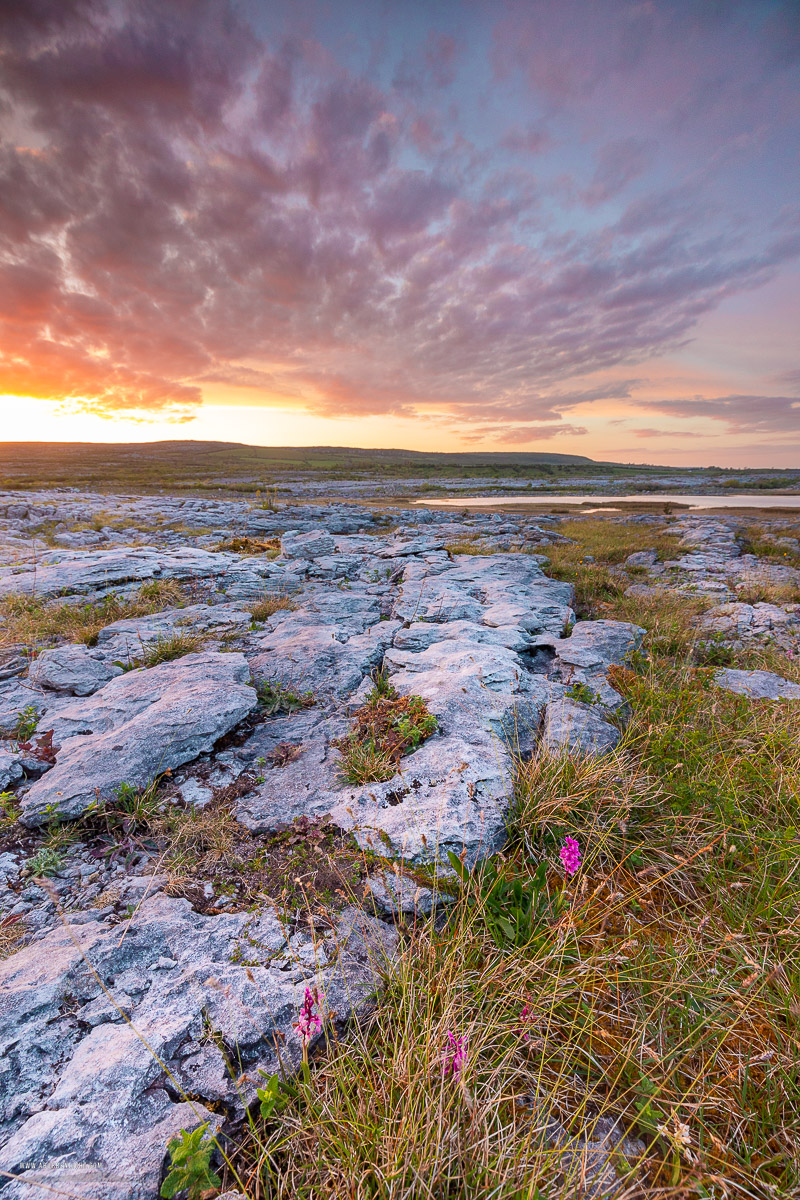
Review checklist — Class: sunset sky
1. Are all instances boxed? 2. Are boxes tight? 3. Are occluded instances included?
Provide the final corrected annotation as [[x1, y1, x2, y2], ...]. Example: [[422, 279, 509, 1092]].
[[1, 0, 798, 465]]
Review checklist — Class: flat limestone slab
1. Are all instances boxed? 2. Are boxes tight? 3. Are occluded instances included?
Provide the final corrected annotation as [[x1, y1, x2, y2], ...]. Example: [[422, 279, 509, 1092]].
[[19, 652, 258, 826], [713, 667, 800, 701]]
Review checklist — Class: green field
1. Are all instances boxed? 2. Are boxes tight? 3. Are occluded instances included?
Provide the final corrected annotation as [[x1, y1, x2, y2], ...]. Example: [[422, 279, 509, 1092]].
[[1, 440, 796, 496]]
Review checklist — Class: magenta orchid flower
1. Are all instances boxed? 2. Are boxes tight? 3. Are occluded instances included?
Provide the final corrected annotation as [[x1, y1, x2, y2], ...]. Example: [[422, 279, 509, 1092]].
[[560, 836, 582, 877], [442, 1030, 467, 1079], [294, 985, 323, 1044]]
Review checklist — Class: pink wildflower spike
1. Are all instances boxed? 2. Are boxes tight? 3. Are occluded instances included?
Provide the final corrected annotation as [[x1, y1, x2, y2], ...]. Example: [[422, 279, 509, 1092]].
[[560, 836, 582, 877], [294, 986, 323, 1044], [442, 1030, 467, 1079], [518, 1003, 533, 1041]]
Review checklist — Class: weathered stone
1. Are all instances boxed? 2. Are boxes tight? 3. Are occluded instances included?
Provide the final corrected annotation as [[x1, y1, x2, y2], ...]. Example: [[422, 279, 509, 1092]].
[[19, 653, 258, 826], [376, 535, 446, 558], [624, 550, 658, 567], [280, 528, 335, 559], [0, 894, 398, 1200], [236, 712, 349, 832], [365, 870, 453, 917], [542, 698, 621, 755], [700, 601, 800, 642], [28, 644, 122, 696], [248, 613, 399, 700], [713, 667, 800, 700], [0, 749, 24, 790]]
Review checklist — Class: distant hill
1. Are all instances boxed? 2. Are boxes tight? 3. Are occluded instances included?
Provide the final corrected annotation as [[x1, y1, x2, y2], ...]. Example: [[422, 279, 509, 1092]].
[[0, 439, 622, 491]]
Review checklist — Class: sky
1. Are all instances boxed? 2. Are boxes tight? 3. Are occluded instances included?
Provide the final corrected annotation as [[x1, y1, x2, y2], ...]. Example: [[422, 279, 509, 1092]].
[[1, 0, 799, 467]]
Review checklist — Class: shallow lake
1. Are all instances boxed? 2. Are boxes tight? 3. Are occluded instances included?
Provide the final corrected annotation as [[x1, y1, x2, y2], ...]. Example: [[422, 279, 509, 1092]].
[[419, 492, 800, 511]]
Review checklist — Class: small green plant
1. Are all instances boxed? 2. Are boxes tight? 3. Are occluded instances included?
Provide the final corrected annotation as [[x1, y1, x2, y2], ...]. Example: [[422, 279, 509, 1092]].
[[256, 679, 315, 715], [334, 687, 437, 784], [12, 704, 38, 742], [0, 791, 20, 831], [370, 664, 396, 698], [694, 634, 735, 667], [445, 850, 560, 949], [160, 1123, 221, 1199], [27, 846, 64, 877], [565, 681, 598, 704], [257, 1070, 291, 1120]]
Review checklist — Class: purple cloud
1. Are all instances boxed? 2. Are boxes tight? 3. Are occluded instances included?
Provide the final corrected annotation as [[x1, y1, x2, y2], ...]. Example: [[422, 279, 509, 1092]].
[[0, 0, 797, 440], [644, 394, 800, 434]]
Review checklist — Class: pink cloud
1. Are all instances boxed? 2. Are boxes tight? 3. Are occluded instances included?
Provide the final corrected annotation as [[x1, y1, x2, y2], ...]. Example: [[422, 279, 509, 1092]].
[[0, 0, 797, 439]]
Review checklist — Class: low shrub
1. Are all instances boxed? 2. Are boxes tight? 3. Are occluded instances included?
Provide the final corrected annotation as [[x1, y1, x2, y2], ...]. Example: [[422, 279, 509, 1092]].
[[334, 679, 437, 784]]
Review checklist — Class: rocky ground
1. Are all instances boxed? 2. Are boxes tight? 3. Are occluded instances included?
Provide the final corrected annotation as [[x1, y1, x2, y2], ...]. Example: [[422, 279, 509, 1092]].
[[0, 489, 799, 1199]]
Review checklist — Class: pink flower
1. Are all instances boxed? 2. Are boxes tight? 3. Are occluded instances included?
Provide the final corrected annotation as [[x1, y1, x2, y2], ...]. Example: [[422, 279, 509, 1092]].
[[442, 1030, 467, 1079], [518, 1002, 533, 1040], [559, 836, 582, 877], [294, 986, 323, 1044]]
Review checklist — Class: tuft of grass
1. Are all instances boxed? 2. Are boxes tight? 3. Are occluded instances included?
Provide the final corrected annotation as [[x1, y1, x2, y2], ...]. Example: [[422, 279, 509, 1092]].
[[732, 578, 800, 606], [332, 737, 399, 784], [445, 536, 492, 556], [215, 535, 281, 556], [0, 913, 24, 960], [135, 631, 203, 668], [0, 791, 20, 832], [249, 591, 297, 622], [0, 579, 191, 650], [545, 555, 627, 618]]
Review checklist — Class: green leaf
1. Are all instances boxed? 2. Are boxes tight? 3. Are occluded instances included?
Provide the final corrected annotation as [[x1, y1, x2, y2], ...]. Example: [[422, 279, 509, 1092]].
[[160, 1123, 221, 1199], [257, 1072, 282, 1119], [446, 850, 470, 883]]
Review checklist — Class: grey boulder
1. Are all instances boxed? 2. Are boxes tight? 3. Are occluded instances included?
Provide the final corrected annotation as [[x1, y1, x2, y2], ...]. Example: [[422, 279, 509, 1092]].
[[0, 894, 397, 1200], [542, 698, 621, 755], [624, 550, 658, 567], [280, 529, 336, 559], [0, 750, 24, 790], [713, 667, 800, 700], [28, 644, 122, 696], [19, 653, 258, 826]]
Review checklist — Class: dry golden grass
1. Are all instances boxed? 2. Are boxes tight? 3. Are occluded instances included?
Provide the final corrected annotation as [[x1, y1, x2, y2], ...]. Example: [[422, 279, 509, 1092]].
[[0, 578, 190, 649], [0, 913, 24, 960], [135, 630, 203, 667], [249, 591, 297, 622], [731, 578, 800, 606], [551, 518, 682, 566]]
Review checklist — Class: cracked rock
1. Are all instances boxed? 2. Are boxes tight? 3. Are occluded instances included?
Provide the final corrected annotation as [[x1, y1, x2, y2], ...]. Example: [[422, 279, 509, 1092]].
[[19, 653, 258, 826]]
